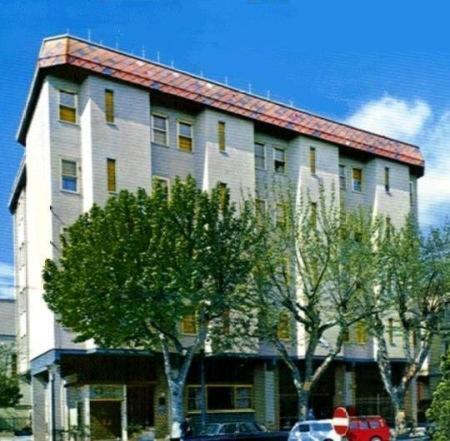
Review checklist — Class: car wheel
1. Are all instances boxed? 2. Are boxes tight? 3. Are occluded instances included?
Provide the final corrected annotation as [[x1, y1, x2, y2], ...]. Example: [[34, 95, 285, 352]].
[[370, 437, 382, 441]]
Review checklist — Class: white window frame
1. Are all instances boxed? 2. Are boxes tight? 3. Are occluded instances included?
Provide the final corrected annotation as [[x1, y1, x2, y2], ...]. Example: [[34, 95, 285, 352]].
[[151, 114, 169, 146], [58, 89, 78, 124], [153, 175, 170, 196], [352, 168, 363, 193], [254, 142, 266, 170], [273, 146, 286, 174], [339, 164, 347, 190], [60, 158, 80, 194], [177, 120, 194, 152]]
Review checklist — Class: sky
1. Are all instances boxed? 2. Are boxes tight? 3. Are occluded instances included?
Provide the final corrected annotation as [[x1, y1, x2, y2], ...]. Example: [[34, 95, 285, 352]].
[[1, 0, 450, 297]]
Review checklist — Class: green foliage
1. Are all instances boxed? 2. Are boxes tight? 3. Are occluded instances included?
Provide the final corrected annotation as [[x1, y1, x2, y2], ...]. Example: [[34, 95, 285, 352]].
[[0, 344, 21, 408], [427, 351, 450, 441], [43, 176, 259, 353]]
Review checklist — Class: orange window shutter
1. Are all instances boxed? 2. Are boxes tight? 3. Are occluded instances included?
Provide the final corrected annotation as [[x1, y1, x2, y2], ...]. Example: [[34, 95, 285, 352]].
[[60, 106, 76, 123], [107, 159, 116, 192]]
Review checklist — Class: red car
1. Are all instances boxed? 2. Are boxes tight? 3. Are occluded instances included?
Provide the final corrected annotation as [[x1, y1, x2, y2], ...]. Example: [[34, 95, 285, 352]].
[[346, 416, 390, 441]]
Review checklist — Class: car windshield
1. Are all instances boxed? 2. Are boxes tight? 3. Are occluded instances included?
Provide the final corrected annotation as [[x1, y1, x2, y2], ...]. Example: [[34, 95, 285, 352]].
[[297, 424, 310, 433], [312, 423, 332, 432], [204, 424, 221, 436]]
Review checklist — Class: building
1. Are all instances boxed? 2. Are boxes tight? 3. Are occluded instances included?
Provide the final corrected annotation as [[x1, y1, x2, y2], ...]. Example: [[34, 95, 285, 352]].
[[9, 35, 425, 441], [0, 298, 31, 431]]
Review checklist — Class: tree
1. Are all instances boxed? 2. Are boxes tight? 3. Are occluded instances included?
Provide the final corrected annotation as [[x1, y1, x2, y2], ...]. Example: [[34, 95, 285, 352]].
[[253, 187, 379, 420], [369, 219, 450, 436], [0, 343, 21, 408], [427, 350, 450, 441], [43, 177, 260, 440]]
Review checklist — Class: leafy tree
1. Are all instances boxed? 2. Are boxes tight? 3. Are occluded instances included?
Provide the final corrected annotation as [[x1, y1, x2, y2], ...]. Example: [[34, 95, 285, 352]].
[[0, 343, 21, 408], [43, 177, 260, 439], [253, 187, 379, 420], [369, 219, 450, 436], [427, 350, 450, 441]]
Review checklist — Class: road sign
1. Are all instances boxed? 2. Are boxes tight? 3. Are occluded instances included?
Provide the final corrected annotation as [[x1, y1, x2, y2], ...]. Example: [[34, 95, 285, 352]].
[[332, 407, 349, 436]]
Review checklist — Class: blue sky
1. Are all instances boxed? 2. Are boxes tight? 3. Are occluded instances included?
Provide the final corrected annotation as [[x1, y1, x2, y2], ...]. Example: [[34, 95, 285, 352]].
[[1, 0, 450, 297]]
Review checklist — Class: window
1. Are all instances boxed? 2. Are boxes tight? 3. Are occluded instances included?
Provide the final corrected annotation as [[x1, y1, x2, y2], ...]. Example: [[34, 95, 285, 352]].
[[178, 121, 193, 152], [61, 159, 78, 192], [277, 312, 291, 341], [274, 147, 286, 173], [309, 147, 316, 175], [255, 143, 266, 169], [355, 321, 368, 344], [339, 165, 346, 190], [409, 181, 414, 207], [187, 386, 202, 411], [310, 202, 317, 227], [153, 176, 170, 198], [152, 115, 169, 146], [206, 385, 253, 411], [388, 318, 394, 345], [181, 313, 197, 335], [107, 158, 116, 193], [218, 121, 226, 152], [105, 89, 115, 123], [59, 90, 77, 123], [384, 167, 390, 192], [352, 168, 362, 192], [255, 198, 267, 215]]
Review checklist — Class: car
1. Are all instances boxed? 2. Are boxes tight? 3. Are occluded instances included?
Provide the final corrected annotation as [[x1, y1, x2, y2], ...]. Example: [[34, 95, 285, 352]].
[[288, 419, 343, 441], [347, 416, 390, 441], [186, 421, 289, 441]]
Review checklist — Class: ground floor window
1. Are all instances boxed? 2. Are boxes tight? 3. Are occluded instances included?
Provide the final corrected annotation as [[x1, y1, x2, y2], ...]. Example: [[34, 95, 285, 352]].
[[187, 385, 253, 412]]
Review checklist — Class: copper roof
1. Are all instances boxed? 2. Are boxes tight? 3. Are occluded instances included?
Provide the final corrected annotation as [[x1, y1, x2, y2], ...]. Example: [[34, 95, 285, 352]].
[[17, 35, 424, 173]]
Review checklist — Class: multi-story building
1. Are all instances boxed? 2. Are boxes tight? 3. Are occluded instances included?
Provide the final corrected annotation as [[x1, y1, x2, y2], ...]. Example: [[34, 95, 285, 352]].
[[9, 35, 425, 441]]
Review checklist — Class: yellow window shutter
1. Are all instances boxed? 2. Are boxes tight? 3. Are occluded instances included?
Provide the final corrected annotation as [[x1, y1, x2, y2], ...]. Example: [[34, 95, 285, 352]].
[[107, 159, 116, 192], [218, 121, 226, 151], [105, 90, 114, 123]]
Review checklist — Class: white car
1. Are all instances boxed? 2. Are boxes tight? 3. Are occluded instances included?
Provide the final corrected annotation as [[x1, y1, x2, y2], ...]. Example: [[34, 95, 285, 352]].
[[288, 420, 345, 441]]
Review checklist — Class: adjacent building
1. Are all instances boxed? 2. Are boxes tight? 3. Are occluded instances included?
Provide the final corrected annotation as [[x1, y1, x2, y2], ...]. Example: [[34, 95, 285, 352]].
[[9, 35, 425, 441]]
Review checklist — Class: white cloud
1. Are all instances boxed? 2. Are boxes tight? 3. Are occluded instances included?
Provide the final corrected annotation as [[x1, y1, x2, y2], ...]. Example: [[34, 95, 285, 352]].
[[0, 262, 14, 299], [345, 95, 450, 228], [346, 95, 431, 142]]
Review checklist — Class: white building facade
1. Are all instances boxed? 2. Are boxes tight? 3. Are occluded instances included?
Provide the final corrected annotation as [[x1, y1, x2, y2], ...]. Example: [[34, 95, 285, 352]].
[[9, 36, 424, 441]]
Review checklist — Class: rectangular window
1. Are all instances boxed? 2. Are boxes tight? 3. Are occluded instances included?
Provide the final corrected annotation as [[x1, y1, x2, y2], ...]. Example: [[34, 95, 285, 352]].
[[153, 176, 170, 198], [218, 121, 226, 152], [352, 168, 363, 192], [388, 318, 394, 345], [255, 143, 266, 169], [309, 147, 316, 175], [61, 159, 78, 192], [206, 385, 253, 411], [384, 167, 390, 192], [152, 115, 169, 146], [107, 158, 116, 193], [178, 121, 193, 152], [355, 321, 368, 344], [339, 165, 346, 190], [181, 314, 197, 335], [105, 89, 114, 123], [187, 387, 202, 411], [409, 181, 414, 207], [274, 147, 286, 173], [277, 312, 291, 341], [59, 90, 77, 123]]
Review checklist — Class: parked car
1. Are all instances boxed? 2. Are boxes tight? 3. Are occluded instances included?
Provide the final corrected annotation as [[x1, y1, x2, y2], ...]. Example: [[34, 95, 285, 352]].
[[347, 416, 390, 441], [288, 420, 343, 441], [187, 422, 289, 441]]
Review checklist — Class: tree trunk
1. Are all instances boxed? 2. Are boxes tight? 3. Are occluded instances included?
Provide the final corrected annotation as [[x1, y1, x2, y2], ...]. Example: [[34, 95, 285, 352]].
[[168, 382, 184, 441], [393, 391, 407, 437], [296, 386, 310, 421]]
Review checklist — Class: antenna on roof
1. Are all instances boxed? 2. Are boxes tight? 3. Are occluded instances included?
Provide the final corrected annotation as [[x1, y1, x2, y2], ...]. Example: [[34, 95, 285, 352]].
[[224, 76, 228, 85], [289, 100, 294, 107], [156, 50, 160, 63], [142, 46, 146, 58], [87, 29, 92, 42], [248, 83, 252, 94], [115, 38, 119, 49], [170, 59, 174, 68], [99, 40, 103, 45], [267, 90, 271, 99], [66, 28, 70, 35]]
